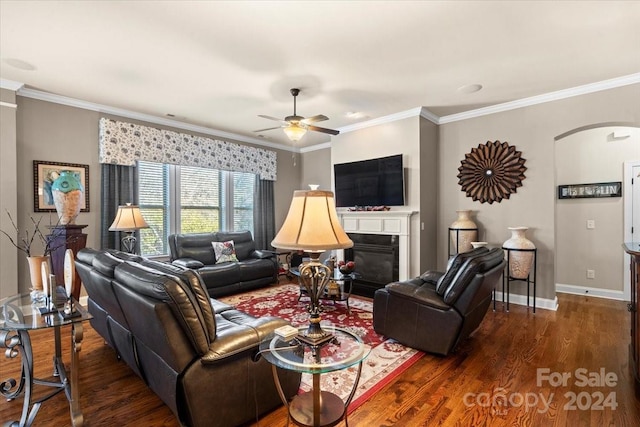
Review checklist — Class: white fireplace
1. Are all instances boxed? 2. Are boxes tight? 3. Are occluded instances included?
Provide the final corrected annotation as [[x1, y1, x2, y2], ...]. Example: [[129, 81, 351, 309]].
[[337, 210, 418, 281]]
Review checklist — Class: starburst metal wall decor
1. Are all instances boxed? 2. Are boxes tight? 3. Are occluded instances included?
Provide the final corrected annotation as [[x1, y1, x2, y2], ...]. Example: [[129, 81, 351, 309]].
[[457, 140, 527, 204]]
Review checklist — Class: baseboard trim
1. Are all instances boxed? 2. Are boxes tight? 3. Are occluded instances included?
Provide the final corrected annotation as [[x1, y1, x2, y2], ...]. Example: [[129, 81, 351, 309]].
[[555, 283, 626, 301], [493, 290, 558, 311]]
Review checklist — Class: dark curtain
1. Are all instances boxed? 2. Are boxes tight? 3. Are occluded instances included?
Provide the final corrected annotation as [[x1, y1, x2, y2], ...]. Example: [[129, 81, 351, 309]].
[[253, 176, 275, 250], [100, 164, 139, 250]]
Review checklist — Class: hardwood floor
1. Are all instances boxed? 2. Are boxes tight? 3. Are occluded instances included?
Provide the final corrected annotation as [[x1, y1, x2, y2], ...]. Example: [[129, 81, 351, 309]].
[[1, 293, 638, 426]]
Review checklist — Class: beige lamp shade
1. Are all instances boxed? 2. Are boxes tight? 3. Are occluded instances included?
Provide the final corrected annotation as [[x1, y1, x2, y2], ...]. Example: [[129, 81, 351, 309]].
[[271, 190, 353, 252], [109, 204, 150, 231]]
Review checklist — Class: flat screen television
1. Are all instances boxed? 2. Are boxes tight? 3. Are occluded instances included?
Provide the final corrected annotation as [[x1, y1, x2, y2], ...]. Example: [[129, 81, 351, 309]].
[[334, 154, 405, 207]]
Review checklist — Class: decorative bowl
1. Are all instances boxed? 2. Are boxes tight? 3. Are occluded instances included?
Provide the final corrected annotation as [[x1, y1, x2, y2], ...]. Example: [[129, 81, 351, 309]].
[[339, 266, 354, 274]]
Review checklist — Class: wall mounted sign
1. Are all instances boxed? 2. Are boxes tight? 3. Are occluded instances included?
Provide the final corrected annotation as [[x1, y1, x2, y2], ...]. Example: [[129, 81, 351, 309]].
[[457, 140, 527, 204], [557, 182, 622, 199]]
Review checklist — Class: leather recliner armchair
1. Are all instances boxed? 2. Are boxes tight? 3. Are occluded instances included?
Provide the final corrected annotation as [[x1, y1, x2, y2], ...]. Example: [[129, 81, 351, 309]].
[[373, 247, 505, 356]]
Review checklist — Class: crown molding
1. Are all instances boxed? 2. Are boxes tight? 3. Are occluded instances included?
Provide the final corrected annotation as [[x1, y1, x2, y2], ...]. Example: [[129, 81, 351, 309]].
[[438, 73, 640, 124], [337, 107, 425, 134], [10, 73, 638, 152], [0, 79, 24, 91], [16, 87, 300, 153], [299, 141, 331, 153], [419, 107, 440, 124]]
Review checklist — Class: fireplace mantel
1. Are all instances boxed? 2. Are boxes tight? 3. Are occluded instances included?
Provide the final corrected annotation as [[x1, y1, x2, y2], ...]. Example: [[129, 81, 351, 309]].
[[337, 210, 418, 281]]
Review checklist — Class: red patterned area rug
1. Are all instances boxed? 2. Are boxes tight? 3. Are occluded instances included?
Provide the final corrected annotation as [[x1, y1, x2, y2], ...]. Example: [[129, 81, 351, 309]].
[[218, 283, 424, 412]]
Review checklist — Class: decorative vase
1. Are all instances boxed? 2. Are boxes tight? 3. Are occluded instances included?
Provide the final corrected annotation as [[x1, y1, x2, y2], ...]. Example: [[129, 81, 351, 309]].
[[52, 170, 83, 225], [27, 255, 51, 291], [503, 227, 536, 279], [450, 210, 478, 254]]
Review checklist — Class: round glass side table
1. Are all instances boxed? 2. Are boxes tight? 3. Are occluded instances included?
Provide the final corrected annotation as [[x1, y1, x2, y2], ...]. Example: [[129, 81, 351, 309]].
[[259, 326, 371, 427]]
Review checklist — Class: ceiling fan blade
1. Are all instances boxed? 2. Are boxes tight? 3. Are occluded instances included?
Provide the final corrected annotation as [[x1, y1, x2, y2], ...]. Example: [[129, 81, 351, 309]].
[[307, 125, 340, 136], [253, 126, 283, 133], [258, 114, 287, 124], [301, 114, 329, 124]]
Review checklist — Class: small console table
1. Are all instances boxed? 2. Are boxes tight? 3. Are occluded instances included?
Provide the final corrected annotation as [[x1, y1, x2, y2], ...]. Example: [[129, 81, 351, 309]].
[[497, 247, 537, 313], [0, 290, 92, 426], [259, 327, 370, 427]]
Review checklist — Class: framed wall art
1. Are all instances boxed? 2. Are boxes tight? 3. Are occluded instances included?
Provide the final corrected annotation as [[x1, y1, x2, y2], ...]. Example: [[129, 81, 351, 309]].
[[33, 160, 90, 212], [557, 182, 621, 199], [457, 140, 527, 204]]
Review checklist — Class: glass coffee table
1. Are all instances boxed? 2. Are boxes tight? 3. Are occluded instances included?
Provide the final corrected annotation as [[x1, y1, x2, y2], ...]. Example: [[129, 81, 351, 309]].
[[259, 326, 371, 427], [291, 268, 360, 314], [0, 289, 92, 426]]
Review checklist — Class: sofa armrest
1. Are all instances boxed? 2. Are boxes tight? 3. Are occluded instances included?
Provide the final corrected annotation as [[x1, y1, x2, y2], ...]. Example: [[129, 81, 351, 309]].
[[172, 258, 205, 269], [419, 270, 444, 285], [200, 327, 260, 364], [251, 249, 276, 260], [385, 281, 450, 310]]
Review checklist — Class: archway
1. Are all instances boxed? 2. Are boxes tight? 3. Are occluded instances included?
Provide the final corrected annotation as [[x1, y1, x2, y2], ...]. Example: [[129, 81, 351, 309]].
[[554, 123, 640, 300]]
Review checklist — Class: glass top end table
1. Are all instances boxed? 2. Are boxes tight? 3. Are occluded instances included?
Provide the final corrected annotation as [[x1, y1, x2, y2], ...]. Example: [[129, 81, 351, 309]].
[[1, 289, 92, 427], [259, 326, 371, 427]]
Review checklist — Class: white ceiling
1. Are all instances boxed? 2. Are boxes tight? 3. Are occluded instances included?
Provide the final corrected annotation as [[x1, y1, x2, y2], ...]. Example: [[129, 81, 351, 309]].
[[1, 1, 639, 149]]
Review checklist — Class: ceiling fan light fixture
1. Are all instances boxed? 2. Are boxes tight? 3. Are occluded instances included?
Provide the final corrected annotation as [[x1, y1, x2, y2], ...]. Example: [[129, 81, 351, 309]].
[[283, 123, 307, 142]]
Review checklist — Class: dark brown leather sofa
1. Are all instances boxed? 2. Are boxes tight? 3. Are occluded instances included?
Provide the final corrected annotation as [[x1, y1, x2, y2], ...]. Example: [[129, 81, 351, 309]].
[[75, 248, 300, 427], [168, 231, 277, 297], [373, 247, 505, 356]]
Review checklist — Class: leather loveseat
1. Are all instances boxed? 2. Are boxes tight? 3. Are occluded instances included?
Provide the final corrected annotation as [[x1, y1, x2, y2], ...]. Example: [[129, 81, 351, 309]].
[[373, 247, 505, 356], [75, 248, 300, 427], [168, 231, 277, 297]]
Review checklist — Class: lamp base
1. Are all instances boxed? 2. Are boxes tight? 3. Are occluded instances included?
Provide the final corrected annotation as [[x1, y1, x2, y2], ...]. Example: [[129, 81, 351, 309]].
[[297, 318, 335, 348], [121, 232, 137, 254]]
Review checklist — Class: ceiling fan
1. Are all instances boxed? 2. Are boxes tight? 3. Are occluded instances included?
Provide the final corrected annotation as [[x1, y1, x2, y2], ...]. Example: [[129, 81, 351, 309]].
[[254, 88, 340, 141]]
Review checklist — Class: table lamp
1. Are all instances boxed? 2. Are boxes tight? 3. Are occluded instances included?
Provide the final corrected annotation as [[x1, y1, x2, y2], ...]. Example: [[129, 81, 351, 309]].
[[271, 189, 353, 347], [109, 203, 149, 254]]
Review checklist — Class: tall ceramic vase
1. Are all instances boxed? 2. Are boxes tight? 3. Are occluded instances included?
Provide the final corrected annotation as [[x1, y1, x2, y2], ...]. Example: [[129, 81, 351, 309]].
[[27, 255, 50, 291], [52, 170, 83, 225], [450, 210, 478, 254], [503, 227, 535, 279]]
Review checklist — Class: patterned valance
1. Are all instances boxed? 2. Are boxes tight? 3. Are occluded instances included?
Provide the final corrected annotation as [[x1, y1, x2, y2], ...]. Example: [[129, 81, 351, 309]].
[[98, 118, 277, 181]]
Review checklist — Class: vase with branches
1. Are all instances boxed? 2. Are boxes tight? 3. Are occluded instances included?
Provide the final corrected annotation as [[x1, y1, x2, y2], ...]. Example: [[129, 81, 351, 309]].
[[1, 210, 78, 290]]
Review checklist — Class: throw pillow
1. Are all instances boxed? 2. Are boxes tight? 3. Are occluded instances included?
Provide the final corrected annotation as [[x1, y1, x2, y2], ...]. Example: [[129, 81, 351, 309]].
[[212, 240, 239, 264]]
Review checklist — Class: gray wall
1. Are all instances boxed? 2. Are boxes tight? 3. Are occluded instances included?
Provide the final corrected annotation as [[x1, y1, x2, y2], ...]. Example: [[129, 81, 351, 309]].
[[438, 84, 640, 301], [10, 96, 300, 294], [300, 147, 331, 191], [419, 117, 439, 272], [0, 89, 18, 297]]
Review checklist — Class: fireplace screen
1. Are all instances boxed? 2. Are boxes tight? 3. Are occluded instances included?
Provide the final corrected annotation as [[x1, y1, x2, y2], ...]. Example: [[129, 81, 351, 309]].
[[345, 233, 399, 286]]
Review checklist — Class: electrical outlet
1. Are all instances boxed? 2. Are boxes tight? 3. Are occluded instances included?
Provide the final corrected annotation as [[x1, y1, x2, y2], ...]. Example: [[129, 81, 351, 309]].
[[586, 269, 595, 279], [586, 220, 595, 229]]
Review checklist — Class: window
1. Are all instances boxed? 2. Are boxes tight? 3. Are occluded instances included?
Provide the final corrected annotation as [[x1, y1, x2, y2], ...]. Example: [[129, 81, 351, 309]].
[[138, 161, 254, 257]]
